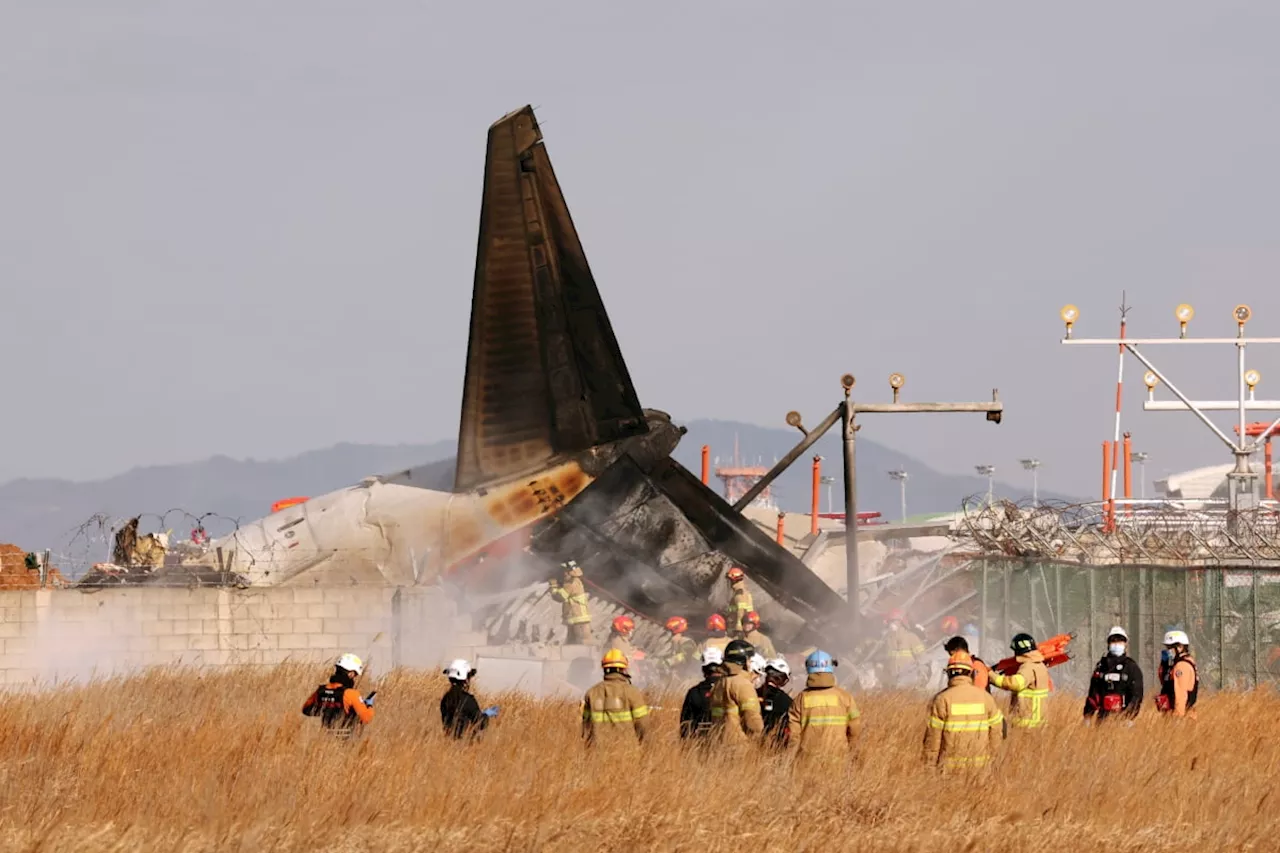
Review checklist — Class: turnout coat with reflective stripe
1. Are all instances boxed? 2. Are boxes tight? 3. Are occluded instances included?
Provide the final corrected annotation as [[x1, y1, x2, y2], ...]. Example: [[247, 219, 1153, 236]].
[[787, 672, 861, 761], [989, 650, 1050, 729], [581, 672, 649, 744], [551, 577, 592, 625], [729, 582, 754, 632], [921, 676, 1004, 768], [710, 663, 764, 741]]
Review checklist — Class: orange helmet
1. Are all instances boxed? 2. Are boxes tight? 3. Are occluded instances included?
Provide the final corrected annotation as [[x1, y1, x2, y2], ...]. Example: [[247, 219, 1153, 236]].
[[726, 567, 746, 583], [707, 614, 727, 632], [941, 615, 960, 634], [632, 649, 647, 661], [743, 611, 760, 628], [945, 650, 974, 672], [611, 615, 635, 634], [885, 608, 906, 623], [601, 648, 629, 670], [665, 616, 688, 634]]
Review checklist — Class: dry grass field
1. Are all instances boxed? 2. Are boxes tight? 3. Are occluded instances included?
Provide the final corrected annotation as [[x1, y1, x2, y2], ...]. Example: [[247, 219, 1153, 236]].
[[2, 665, 1278, 852]]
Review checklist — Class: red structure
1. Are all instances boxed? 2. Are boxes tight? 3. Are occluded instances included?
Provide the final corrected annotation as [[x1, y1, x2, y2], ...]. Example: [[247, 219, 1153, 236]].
[[714, 435, 777, 509], [1234, 422, 1277, 499]]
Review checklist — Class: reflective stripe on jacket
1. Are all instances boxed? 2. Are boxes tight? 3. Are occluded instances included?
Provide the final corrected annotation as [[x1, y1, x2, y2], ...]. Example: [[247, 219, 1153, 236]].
[[989, 650, 1050, 728], [786, 672, 861, 761], [921, 676, 1003, 768], [582, 672, 649, 744], [729, 583, 754, 632], [710, 663, 764, 741], [550, 578, 591, 625], [742, 629, 777, 659]]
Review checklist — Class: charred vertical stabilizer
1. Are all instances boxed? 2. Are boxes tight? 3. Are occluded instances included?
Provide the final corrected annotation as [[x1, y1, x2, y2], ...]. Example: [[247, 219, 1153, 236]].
[[455, 106, 647, 493]]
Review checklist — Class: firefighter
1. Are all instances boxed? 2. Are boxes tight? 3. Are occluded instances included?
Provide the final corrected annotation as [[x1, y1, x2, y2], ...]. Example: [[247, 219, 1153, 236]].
[[922, 651, 1004, 770], [710, 639, 764, 742], [440, 659, 499, 740], [1156, 630, 1198, 719], [663, 616, 699, 678], [680, 647, 726, 741], [988, 633, 1051, 730], [726, 567, 754, 633], [582, 649, 649, 745], [1083, 626, 1143, 723], [607, 615, 637, 659], [301, 653, 375, 738], [549, 560, 592, 644], [759, 657, 793, 748], [740, 612, 777, 659], [787, 650, 861, 765], [700, 614, 731, 656], [884, 609, 928, 688], [943, 635, 991, 692]]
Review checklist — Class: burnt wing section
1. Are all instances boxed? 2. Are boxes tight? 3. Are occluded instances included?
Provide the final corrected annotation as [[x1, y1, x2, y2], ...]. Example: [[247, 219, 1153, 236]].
[[455, 105, 647, 492]]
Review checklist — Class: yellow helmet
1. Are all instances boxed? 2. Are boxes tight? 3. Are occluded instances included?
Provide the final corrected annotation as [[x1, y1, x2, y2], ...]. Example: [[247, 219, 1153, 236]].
[[601, 648, 629, 671]]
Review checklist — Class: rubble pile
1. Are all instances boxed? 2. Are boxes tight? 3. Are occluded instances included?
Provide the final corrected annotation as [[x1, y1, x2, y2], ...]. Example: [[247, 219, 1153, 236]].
[[0, 543, 66, 590]]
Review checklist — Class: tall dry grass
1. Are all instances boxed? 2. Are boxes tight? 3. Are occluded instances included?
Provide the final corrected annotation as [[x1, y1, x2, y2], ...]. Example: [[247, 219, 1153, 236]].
[[1, 665, 1277, 852]]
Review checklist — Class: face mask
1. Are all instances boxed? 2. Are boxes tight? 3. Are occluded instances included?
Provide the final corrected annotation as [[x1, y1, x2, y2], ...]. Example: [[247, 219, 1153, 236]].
[[1108, 643, 1126, 657], [1160, 649, 1172, 665]]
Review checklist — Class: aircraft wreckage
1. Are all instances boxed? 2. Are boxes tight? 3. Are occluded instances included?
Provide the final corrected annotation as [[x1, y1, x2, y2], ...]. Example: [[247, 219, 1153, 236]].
[[80, 105, 850, 646]]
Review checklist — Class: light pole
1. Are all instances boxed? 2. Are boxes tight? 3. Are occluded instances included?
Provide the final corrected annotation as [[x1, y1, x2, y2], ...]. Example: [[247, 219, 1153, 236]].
[[1130, 451, 1149, 499], [975, 465, 995, 506], [1019, 458, 1041, 505], [888, 469, 908, 522], [820, 475, 836, 514]]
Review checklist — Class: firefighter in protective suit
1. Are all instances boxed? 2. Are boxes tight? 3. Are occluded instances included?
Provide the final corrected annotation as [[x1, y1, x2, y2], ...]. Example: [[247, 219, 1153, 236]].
[[549, 560, 592, 644], [710, 639, 764, 743], [922, 651, 1004, 769], [726, 567, 754, 633], [883, 609, 928, 688], [700, 614, 731, 657], [739, 612, 777, 659], [787, 650, 861, 766], [301, 653, 375, 738], [1156, 630, 1198, 719], [989, 633, 1051, 730], [680, 646, 726, 741], [663, 616, 700, 678], [581, 649, 649, 745]]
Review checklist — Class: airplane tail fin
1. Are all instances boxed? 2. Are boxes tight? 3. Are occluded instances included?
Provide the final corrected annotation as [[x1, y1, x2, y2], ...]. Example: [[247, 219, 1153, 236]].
[[454, 106, 647, 493]]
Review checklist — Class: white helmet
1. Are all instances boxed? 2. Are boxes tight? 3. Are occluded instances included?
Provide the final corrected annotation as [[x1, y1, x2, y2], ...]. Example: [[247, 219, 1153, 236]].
[[701, 647, 724, 666], [748, 653, 767, 675], [443, 658, 473, 681], [1163, 630, 1190, 647], [1107, 626, 1129, 641], [336, 653, 364, 676], [766, 657, 791, 676]]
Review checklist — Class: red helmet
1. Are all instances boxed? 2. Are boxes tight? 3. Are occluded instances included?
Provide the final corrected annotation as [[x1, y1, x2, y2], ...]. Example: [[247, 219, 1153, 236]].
[[706, 614, 727, 632], [886, 608, 906, 623], [941, 615, 960, 634], [612, 615, 635, 634], [665, 616, 688, 634], [726, 567, 746, 583], [743, 611, 760, 628]]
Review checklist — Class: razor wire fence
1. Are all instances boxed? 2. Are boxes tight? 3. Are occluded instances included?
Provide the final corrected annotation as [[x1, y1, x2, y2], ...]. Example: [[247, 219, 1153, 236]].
[[954, 558, 1280, 692]]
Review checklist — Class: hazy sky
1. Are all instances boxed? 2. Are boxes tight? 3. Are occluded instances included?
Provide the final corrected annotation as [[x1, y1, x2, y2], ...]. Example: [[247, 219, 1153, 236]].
[[4, 1, 1280, 499]]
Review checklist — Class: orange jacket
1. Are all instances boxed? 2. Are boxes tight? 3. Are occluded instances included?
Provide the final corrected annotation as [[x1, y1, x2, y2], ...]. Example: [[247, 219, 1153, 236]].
[[301, 683, 374, 725], [972, 657, 990, 692]]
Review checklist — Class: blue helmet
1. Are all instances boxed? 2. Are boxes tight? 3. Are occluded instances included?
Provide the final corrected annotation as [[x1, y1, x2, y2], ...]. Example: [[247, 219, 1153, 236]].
[[805, 650, 834, 674]]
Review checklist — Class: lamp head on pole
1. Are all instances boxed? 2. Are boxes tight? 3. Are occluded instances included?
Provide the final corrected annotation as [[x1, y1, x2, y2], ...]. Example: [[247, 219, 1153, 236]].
[[1175, 303, 1194, 338], [1060, 304, 1078, 339]]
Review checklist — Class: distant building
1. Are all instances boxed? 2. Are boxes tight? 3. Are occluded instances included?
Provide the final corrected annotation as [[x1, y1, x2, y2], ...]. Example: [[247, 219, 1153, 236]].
[[1155, 464, 1233, 501]]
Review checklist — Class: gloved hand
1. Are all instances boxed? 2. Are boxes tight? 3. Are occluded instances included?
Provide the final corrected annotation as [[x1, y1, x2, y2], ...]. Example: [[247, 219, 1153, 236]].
[[482, 705, 499, 718], [364, 691, 377, 707]]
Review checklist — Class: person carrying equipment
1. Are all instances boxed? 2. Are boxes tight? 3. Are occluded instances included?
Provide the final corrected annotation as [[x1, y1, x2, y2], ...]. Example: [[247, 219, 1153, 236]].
[[1156, 630, 1198, 719], [943, 635, 990, 691], [740, 612, 777, 659], [988, 633, 1051, 730], [710, 639, 764, 743], [922, 651, 1004, 770], [787, 650, 861, 766], [883, 609, 928, 688], [440, 659, 498, 740], [680, 647, 726, 741], [759, 657, 793, 748], [301, 653, 375, 738], [1083, 626, 1143, 723], [582, 649, 650, 745], [726, 567, 754, 633], [700, 614, 731, 657], [549, 560, 593, 644]]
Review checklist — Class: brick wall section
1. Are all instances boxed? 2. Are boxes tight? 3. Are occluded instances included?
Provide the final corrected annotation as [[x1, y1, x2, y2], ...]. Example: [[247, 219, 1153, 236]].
[[0, 586, 460, 687]]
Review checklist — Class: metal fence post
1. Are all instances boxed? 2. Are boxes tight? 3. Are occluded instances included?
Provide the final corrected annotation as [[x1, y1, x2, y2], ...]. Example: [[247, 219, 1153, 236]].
[[1054, 564, 1063, 635], [1218, 569, 1227, 690], [1137, 567, 1147, 667], [1252, 570, 1260, 689], [1028, 568, 1037, 640], [980, 561, 988, 658], [1001, 565, 1011, 646], [1088, 568, 1096, 664]]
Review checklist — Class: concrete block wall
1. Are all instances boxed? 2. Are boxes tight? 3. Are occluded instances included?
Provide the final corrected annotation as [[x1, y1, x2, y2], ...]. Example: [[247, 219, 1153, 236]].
[[0, 586, 448, 686]]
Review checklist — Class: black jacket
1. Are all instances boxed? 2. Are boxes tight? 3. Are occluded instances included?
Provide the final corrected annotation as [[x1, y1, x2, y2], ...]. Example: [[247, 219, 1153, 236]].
[[759, 683, 792, 746], [441, 683, 489, 739], [680, 674, 719, 739], [1084, 653, 1144, 720]]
